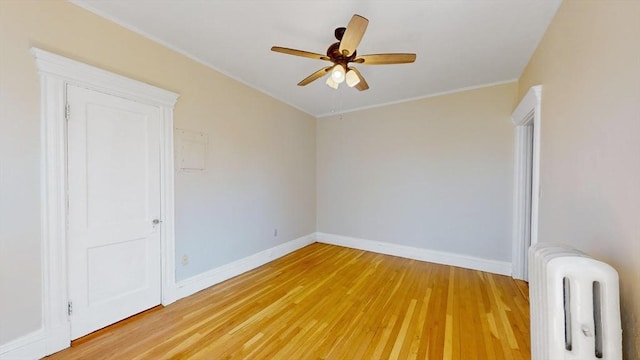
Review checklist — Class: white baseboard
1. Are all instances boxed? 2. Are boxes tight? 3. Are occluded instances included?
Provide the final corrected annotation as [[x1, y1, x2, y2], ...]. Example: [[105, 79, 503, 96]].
[[315, 232, 512, 276], [0, 328, 48, 360], [174, 234, 316, 300], [0, 308, 74, 360]]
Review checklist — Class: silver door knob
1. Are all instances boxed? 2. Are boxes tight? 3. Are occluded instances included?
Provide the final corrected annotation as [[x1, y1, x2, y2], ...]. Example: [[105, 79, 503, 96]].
[[152, 219, 162, 225]]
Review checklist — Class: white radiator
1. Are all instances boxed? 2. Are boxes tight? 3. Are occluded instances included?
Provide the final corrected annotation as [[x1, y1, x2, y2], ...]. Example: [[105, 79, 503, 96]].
[[529, 243, 622, 360]]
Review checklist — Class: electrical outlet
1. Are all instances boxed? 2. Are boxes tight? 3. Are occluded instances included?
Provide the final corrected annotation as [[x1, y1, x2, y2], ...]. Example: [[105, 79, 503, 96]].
[[181, 254, 189, 266], [273, 228, 278, 237]]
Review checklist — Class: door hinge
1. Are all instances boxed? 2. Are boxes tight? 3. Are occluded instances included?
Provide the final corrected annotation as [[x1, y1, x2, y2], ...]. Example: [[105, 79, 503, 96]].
[[65, 103, 70, 121], [67, 301, 73, 316]]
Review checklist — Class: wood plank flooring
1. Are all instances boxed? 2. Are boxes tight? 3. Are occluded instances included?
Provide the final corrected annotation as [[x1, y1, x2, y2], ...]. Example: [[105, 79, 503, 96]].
[[47, 243, 530, 359]]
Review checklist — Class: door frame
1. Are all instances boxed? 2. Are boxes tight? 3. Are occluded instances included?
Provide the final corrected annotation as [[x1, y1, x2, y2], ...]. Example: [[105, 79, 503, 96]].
[[511, 85, 542, 281], [32, 48, 179, 354]]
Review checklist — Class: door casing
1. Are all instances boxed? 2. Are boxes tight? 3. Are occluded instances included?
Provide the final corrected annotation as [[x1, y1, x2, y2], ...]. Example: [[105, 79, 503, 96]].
[[32, 47, 179, 355], [511, 85, 542, 281]]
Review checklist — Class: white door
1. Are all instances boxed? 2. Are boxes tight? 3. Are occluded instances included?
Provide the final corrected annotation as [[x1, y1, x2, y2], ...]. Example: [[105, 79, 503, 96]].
[[67, 84, 162, 339]]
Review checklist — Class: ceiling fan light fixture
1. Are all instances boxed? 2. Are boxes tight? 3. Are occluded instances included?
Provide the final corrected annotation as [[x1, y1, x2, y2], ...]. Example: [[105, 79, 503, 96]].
[[330, 64, 346, 83], [326, 76, 339, 89], [271, 14, 416, 91], [345, 69, 360, 87]]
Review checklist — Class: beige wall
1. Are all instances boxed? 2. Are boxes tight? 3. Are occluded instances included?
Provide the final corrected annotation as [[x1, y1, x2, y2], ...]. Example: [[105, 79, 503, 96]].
[[318, 82, 517, 261], [0, 0, 316, 345], [518, 1, 640, 357], [4, 0, 638, 356]]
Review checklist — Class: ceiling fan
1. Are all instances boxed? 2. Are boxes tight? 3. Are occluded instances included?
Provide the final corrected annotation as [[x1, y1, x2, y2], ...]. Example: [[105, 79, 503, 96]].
[[271, 14, 417, 91]]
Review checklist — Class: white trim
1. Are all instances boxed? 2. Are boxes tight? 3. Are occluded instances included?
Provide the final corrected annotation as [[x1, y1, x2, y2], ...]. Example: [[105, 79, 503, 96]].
[[174, 234, 316, 300], [160, 106, 178, 305], [24, 47, 179, 358], [316, 79, 518, 118], [316, 233, 512, 276], [0, 329, 45, 360], [0, 326, 68, 360], [31, 48, 178, 107], [511, 85, 542, 281]]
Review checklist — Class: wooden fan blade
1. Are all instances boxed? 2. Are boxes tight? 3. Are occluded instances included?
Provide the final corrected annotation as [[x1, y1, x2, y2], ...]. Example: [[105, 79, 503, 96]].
[[349, 67, 369, 91], [298, 66, 333, 86], [271, 46, 331, 61], [354, 53, 417, 65], [339, 14, 368, 57]]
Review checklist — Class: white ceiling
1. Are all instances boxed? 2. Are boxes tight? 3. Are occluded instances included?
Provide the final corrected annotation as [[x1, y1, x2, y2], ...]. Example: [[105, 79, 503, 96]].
[[70, 0, 561, 117]]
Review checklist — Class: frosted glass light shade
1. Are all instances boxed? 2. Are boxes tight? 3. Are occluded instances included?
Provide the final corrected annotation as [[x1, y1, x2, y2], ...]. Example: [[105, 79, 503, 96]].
[[345, 69, 360, 87], [326, 76, 339, 89], [330, 64, 346, 83]]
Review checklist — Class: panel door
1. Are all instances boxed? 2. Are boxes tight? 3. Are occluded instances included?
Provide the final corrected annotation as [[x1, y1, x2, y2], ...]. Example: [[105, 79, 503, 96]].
[[67, 84, 162, 339]]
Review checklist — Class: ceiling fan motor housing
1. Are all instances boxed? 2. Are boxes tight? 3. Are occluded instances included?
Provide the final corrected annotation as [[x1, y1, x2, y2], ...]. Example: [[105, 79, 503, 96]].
[[326, 42, 357, 68]]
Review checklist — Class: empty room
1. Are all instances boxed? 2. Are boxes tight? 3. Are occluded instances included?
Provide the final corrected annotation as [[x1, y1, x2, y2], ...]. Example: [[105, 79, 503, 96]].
[[0, 0, 638, 359]]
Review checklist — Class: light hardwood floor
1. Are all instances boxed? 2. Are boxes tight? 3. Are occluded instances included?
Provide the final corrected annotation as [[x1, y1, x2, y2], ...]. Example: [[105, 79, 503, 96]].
[[47, 243, 530, 359]]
